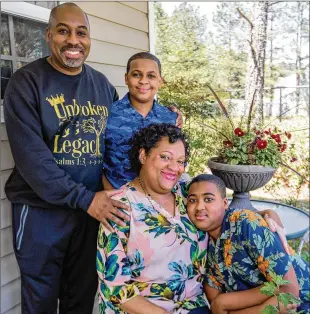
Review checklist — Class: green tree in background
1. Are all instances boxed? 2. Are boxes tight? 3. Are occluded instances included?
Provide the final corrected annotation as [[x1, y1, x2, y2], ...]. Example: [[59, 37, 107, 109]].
[[154, 1, 309, 179], [154, 2, 247, 175]]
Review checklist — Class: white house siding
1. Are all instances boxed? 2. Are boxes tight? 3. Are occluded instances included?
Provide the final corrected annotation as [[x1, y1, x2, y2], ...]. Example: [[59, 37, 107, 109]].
[[0, 1, 151, 313]]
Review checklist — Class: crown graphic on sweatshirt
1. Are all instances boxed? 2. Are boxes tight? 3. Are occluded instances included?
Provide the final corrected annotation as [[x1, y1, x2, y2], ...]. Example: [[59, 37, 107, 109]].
[[46, 94, 65, 107]]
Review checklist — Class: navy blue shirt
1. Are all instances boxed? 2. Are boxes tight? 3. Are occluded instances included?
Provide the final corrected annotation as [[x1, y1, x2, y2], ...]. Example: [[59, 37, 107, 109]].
[[103, 93, 177, 188], [4, 57, 118, 211]]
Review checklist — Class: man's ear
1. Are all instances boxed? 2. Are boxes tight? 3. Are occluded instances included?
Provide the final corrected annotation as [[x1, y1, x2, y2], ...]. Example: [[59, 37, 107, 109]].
[[46, 27, 51, 43], [125, 73, 128, 86], [139, 148, 146, 165]]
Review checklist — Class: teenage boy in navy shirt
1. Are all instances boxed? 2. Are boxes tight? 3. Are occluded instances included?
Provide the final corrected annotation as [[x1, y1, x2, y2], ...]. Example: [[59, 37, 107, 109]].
[[102, 52, 180, 189]]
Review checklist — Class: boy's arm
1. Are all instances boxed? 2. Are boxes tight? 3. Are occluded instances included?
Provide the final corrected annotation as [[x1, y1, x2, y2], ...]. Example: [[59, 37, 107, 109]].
[[203, 283, 222, 303], [228, 296, 298, 314], [209, 267, 299, 313], [102, 173, 115, 190], [208, 285, 270, 313]]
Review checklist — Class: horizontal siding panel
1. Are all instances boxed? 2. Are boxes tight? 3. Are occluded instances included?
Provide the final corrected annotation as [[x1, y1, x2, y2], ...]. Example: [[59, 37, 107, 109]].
[[1, 253, 20, 286], [3, 304, 21, 314], [120, 2, 148, 13], [92, 299, 99, 314], [77, 1, 148, 32], [88, 40, 144, 67], [1, 278, 21, 313], [88, 15, 148, 50], [1, 170, 12, 200], [86, 62, 126, 87], [1, 227, 13, 258], [115, 86, 128, 99], [1, 123, 8, 141], [1, 141, 14, 170], [3, 303, 21, 314], [1, 199, 11, 229]]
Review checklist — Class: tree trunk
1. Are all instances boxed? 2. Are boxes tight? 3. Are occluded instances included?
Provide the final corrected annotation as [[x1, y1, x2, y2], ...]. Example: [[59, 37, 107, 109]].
[[268, 11, 274, 117], [295, 1, 302, 115], [244, 2, 268, 128]]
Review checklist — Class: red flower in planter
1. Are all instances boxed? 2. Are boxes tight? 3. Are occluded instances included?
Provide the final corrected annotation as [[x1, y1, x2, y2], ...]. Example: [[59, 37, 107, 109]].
[[257, 140, 268, 150], [290, 157, 297, 162], [285, 131, 292, 139], [234, 128, 245, 137], [271, 134, 281, 144], [278, 144, 287, 152], [223, 140, 233, 147], [255, 130, 261, 135]]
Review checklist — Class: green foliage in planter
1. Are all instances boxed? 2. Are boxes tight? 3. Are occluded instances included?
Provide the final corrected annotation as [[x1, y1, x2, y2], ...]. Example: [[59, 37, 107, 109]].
[[219, 129, 282, 168]]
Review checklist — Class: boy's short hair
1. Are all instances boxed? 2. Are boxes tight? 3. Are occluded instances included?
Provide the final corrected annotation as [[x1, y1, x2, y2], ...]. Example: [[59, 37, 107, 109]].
[[188, 174, 227, 199], [126, 52, 162, 76]]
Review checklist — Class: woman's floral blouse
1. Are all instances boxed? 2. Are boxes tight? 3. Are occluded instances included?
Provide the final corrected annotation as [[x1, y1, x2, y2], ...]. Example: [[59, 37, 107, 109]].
[[205, 208, 310, 313], [96, 183, 209, 314]]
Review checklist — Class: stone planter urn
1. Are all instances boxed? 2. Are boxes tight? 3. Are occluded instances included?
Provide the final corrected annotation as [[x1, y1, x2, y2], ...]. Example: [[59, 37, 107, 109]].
[[208, 158, 276, 210]]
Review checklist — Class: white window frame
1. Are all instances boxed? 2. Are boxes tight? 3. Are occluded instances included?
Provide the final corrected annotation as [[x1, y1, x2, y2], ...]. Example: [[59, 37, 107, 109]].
[[1, 2, 52, 122], [1, 2, 51, 23]]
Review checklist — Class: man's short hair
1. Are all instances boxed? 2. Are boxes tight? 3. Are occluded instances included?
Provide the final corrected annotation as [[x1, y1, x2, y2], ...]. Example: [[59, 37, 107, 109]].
[[188, 174, 227, 199], [48, 2, 89, 30], [126, 52, 162, 76]]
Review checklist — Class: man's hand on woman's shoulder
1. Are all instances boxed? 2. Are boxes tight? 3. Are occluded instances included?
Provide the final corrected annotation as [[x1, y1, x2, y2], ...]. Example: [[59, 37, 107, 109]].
[[88, 189, 130, 232]]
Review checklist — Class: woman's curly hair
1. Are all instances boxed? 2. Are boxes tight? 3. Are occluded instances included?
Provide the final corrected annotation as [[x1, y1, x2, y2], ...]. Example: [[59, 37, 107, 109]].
[[129, 123, 190, 173]]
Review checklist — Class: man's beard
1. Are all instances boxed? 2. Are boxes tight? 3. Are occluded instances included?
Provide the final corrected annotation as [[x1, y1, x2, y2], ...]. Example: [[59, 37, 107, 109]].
[[62, 55, 84, 68]]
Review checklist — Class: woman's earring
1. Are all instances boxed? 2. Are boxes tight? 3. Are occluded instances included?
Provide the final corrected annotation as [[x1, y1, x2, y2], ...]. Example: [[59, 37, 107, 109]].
[[140, 158, 145, 164]]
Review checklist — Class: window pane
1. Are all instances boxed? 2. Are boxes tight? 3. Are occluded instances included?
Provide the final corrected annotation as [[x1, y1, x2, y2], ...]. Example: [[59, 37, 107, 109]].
[[1, 60, 13, 99], [35, 1, 57, 9], [25, 1, 57, 9], [1, 14, 11, 55], [14, 16, 49, 58]]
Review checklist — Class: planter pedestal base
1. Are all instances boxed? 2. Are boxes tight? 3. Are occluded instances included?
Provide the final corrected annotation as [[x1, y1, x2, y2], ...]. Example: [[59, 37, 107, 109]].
[[230, 192, 257, 211]]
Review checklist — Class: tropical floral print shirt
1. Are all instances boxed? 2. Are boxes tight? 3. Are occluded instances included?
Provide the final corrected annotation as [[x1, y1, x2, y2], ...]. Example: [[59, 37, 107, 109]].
[[205, 208, 310, 313], [96, 183, 209, 313]]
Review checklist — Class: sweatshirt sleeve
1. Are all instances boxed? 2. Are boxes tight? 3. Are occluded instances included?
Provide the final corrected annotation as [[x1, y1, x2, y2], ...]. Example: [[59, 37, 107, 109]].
[[3, 78, 95, 211], [113, 88, 119, 102]]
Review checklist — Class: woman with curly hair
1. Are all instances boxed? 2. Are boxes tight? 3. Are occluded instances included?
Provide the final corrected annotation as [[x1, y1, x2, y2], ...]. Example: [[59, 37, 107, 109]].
[[96, 123, 287, 314], [96, 123, 211, 314]]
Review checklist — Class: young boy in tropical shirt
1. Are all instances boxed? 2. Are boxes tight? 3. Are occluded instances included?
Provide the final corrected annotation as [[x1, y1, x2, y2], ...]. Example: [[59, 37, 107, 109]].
[[186, 174, 310, 314], [102, 52, 180, 189]]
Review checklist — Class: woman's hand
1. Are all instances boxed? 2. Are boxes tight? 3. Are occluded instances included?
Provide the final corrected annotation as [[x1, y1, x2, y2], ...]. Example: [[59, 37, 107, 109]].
[[260, 209, 284, 228], [168, 105, 183, 128], [259, 210, 290, 255]]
